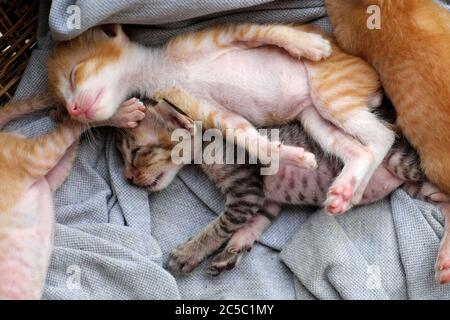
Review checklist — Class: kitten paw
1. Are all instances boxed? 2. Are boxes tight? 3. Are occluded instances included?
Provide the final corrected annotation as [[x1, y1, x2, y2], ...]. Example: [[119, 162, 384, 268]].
[[287, 33, 332, 62], [206, 246, 247, 276], [324, 181, 354, 215], [168, 241, 205, 275], [279, 145, 317, 170], [436, 264, 450, 285], [436, 234, 450, 284], [109, 98, 146, 128]]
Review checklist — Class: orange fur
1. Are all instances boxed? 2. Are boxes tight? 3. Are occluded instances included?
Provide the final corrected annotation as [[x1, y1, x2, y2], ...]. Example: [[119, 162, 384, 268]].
[[47, 28, 123, 104], [0, 95, 146, 298], [0, 119, 83, 213], [165, 23, 333, 63], [49, 23, 394, 211], [0, 96, 86, 299], [326, 0, 450, 194]]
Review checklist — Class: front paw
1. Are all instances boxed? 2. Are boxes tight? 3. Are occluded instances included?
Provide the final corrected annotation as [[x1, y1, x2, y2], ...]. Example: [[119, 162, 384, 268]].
[[109, 98, 146, 128], [290, 33, 332, 62], [168, 241, 206, 275]]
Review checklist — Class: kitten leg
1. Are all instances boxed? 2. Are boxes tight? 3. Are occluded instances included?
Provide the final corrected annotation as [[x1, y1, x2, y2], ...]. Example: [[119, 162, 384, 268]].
[[302, 95, 394, 211], [165, 24, 331, 63], [401, 181, 450, 284], [436, 203, 450, 284], [0, 93, 54, 129], [168, 165, 268, 275], [155, 88, 317, 169], [299, 106, 375, 214], [304, 51, 395, 210], [168, 206, 258, 275], [45, 141, 79, 192], [206, 201, 281, 276], [25, 99, 145, 180]]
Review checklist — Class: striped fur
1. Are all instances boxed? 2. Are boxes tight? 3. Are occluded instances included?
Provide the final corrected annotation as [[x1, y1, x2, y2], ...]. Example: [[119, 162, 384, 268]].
[[117, 100, 447, 276]]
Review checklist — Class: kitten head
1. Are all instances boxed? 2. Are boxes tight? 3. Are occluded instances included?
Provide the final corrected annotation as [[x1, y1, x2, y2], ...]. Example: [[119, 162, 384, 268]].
[[48, 24, 132, 123], [116, 100, 194, 192]]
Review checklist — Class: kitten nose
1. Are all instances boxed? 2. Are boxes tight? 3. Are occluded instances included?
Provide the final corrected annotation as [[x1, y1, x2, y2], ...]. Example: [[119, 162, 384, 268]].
[[124, 167, 135, 182], [68, 102, 84, 116]]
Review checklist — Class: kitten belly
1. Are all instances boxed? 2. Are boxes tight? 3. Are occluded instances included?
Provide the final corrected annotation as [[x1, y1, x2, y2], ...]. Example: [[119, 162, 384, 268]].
[[264, 163, 404, 207], [0, 179, 53, 299], [189, 46, 312, 126]]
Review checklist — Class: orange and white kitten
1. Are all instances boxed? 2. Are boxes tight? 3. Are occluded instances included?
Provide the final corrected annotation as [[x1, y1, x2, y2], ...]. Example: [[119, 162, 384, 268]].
[[48, 23, 395, 214], [0, 96, 144, 299], [326, 0, 450, 195]]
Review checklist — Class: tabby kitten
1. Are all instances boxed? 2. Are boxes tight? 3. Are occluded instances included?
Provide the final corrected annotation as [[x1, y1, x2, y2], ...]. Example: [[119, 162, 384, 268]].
[[117, 100, 450, 282]]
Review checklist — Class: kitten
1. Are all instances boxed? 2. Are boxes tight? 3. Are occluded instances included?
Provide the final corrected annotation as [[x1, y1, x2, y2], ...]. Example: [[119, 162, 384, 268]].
[[0, 96, 145, 299], [116, 100, 450, 283], [48, 23, 395, 215], [325, 0, 450, 196]]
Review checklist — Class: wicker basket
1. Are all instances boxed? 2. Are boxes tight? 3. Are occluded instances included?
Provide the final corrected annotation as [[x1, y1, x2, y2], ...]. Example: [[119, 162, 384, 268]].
[[0, 0, 39, 105]]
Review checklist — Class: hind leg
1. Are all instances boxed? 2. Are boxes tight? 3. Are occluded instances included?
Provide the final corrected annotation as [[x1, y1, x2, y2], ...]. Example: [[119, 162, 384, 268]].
[[329, 107, 395, 203], [304, 55, 395, 208], [206, 201, 280, 276], [413, 183, 450, 284], [402, 182, 450, 284], [299, 107, 375, 214], [300, 102, 394, 211]]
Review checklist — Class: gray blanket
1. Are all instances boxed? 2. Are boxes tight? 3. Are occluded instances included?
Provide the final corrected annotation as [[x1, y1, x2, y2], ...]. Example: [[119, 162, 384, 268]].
[[8, 0, 450, 299]]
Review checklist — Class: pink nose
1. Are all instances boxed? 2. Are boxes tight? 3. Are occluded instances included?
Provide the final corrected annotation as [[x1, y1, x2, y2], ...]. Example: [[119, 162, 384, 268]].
[[67, 102, 85, 116], [67, 95, 98, 117]]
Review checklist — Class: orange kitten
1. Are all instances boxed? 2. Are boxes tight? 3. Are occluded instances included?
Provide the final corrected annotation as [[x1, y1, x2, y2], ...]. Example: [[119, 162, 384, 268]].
[[48, 23, 394, 214], [0, 96, 144, 299], [326, 0, 450, 196]]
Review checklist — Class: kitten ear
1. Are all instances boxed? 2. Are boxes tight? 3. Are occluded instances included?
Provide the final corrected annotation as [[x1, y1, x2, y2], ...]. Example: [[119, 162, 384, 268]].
[[154, 100, 195, 133], [99, 24, 130, 44], [100, 24, 122, 37]]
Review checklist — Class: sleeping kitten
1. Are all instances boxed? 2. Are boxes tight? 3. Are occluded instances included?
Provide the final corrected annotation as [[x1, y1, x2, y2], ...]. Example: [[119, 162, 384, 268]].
[[48, 23, 395, 215], [0, 95, 145, 299], [325, 0, 450, 197], [116, 100, 450, 283]]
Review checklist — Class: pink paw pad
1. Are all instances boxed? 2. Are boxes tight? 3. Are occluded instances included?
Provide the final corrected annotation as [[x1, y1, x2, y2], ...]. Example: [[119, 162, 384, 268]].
[[325, 183, 354, 215]]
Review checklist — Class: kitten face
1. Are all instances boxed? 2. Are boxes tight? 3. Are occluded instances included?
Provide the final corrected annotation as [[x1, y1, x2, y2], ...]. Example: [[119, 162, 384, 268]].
[[48, 25, 130, 123], [116, 103, 193, 192]]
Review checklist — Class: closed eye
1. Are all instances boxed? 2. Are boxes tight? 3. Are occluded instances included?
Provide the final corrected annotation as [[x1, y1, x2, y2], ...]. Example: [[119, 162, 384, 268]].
[[131, 147, 141, 158], [69, 68, 76, 91]]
